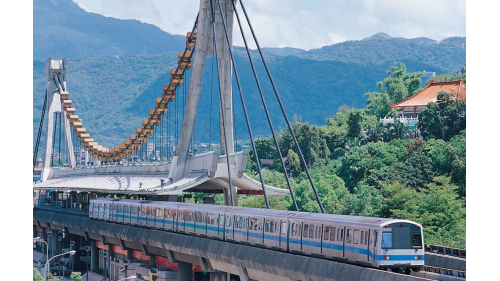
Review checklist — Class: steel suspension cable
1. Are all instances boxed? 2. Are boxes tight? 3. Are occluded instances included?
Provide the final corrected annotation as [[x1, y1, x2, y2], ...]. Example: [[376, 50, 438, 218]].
[[238, 0, 324, 213], [216, 0, 270, 208], [210, 0, 235, 206], [33, 90, 48, 169], [208, 51, 214, 151], [59, 112, 62, 165], [51, 112, 58, 167], [230, 0, 299, 210]]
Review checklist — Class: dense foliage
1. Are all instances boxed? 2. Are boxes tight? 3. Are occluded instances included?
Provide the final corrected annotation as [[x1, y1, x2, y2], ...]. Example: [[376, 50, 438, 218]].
[[237, 65, 466, 249]]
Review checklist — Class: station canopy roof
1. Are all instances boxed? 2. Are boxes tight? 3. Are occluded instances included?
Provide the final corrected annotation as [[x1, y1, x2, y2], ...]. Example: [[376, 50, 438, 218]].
[[33, 172, 289, 196]]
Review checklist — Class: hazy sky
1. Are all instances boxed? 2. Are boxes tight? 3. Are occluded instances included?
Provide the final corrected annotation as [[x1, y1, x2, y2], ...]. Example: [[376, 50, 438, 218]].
[[72, 0, 466, 50]]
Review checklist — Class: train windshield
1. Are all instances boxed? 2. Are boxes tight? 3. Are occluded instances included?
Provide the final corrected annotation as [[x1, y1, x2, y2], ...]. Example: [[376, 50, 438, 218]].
[[412, 232, 422, 248], [382, 232, 392, 248]]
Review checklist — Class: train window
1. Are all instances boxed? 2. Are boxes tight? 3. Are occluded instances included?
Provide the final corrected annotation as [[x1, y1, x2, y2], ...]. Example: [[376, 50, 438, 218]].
[[324, 226, 329, 240], [282, 222, 287, 235], [353, 229, 359, 244], [361, 231, 364, 245], [340, 229, 344, 241], [330, 227, 336, 241], [346, 229, 352, 243], [412, 232, 423, 248], [309, 225, 315, 238], [365, 232, 368, 245], [291, 223, 296, 236], [270, 221, 274, 233], [156, 208, 162, 218], [303, 224, 309, 237], [226, 216, 232, 227], [382, 232, 393, 248], [265, 221, 269, 232]]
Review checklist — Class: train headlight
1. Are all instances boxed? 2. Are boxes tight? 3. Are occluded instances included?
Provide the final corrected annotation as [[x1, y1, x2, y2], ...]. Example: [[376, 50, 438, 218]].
[[414, 256, 421, 260], [383, 256, 390, 260]]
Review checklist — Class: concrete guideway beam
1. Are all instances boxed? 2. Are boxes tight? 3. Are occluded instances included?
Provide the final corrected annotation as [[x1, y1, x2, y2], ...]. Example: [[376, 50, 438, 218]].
[[34, 210, 430, 281]]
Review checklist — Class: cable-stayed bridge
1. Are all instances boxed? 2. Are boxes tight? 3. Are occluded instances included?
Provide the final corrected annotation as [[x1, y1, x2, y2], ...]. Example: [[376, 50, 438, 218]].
[[33, 1, 464, 280]]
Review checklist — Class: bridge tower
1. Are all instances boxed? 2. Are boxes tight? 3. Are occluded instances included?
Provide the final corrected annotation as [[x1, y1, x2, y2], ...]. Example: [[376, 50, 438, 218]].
[[41, 58, 77, 181], [169, 0, 238, 204]]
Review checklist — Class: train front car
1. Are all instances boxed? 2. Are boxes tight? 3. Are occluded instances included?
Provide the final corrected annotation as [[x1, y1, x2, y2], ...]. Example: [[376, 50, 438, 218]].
[[378, 220, 424, 272]]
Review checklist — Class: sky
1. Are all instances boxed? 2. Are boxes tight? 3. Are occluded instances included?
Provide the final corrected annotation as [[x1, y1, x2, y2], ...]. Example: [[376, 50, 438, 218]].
[[72, 0, 466, 50]]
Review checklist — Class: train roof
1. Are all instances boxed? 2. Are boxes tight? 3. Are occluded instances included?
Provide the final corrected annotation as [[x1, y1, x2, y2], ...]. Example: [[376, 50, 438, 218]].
[[91, 198, 421, 228], [291, 211, 421, 228]]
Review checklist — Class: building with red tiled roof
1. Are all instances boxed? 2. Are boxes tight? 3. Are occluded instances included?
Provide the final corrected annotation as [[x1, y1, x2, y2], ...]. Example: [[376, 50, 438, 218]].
[[390, 78, 466, 118]]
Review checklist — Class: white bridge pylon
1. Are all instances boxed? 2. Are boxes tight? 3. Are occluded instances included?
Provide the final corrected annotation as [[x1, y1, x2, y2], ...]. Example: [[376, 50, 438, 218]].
[[35, 0, 290, 203], [41, 59, 76, 181], [169, 0, 242, 205]]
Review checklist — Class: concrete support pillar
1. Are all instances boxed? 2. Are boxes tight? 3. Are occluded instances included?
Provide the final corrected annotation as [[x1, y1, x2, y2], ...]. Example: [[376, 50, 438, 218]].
[[210, 272, 229, 281], [108, 244, 115, 280], [72, 234, 81, 270], [51, 232, 61, 257], [149, 254, 156, 266], [177, 261, 193, 281], [127, 249, 134, 260], [41, 230, 48, 258], [91, 241, 99, 271]]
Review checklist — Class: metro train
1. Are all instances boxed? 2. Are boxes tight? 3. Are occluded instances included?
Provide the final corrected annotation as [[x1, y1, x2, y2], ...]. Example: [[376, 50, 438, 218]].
[[89, 198, 424, 272]]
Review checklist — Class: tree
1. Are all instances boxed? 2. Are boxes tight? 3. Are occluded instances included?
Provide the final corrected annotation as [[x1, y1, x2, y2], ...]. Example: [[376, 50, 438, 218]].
[[365, 91, 390, 118], [418, 92, 466, 141], [379, 181, 420, 221], [70, 272, 82, 281], [33, 269, 44, 281], [286, 149, 301, 177], [347, 111, 362, 139], [418, 176, 466, 248], [376, 62, 424, 105]]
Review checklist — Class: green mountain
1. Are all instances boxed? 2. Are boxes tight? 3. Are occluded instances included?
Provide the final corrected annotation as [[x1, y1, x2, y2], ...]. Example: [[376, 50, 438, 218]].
[[33, 0, 464, 150], [33, 0, 185, 61], [297, 33, 465, 73]]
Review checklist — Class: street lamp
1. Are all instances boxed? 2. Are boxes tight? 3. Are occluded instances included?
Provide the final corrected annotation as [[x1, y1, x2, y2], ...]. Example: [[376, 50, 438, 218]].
[[45, 250, 76, 280], [33, 237, 49, 268]]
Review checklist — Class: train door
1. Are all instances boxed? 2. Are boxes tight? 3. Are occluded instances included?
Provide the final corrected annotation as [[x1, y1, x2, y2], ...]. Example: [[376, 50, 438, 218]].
[[280, 220, 288, 250], [288, 221, 302, 252], [140, 205, 146, 226], [369, 230, 378, 265], [130, 205, 138, 225], [155, 207, 164, 229], [177, 209, 185, 232], [342, 226, 346, 258], [225, 215, 234, 240], [220, 214, 226, 239]]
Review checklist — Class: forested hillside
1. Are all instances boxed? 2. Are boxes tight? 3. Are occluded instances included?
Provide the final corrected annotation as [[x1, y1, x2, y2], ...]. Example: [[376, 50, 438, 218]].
[[298, 33, 465, 74], [33, 0, 465, 150], [33, 0, 185, 61]]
